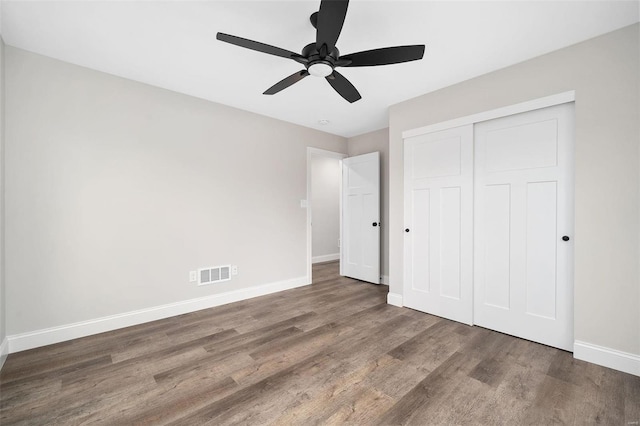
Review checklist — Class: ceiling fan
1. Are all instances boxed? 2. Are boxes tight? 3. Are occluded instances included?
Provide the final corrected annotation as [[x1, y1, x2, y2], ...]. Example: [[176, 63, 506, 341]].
[[216, 0, 425, 103]]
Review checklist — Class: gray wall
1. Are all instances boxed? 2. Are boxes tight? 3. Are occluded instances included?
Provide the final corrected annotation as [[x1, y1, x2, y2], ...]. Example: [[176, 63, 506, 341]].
[[0, 37, 5, 354], [389, 24, 640, 355], [347, 128, 389, 280], [310, 153, 341, 261], [4, 47, 347, 336]]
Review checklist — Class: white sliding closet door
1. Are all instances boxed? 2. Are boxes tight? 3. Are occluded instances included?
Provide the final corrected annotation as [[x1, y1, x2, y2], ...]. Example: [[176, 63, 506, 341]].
[[474, 103, 574, 351], [403, 125, 473, 324]]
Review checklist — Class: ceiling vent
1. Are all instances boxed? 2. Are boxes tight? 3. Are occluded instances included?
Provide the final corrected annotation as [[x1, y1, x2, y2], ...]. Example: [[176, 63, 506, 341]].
[[198, 265, 231, 286]]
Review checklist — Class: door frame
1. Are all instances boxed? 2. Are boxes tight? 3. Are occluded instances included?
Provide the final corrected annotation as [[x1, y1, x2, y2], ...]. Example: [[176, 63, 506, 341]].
[[306, 147, 348, 283], [402, 91, 576, 140]]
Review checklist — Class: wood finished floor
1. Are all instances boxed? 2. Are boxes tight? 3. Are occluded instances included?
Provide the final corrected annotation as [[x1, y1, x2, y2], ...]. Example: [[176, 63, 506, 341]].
[[1, 261, 639, 425]]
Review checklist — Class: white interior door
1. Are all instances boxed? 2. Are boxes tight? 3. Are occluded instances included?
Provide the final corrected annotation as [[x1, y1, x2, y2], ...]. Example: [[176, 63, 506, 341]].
[[403, 125, 473, 324], [341, 152, 380, 284], [474, 103, 574, 351]]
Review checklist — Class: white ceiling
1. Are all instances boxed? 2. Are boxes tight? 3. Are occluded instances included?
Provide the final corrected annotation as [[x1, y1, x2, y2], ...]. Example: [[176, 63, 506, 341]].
[[1, 1, 638, 137]]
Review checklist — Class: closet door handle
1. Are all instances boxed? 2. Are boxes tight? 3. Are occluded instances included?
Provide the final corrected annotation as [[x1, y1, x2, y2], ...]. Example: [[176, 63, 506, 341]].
[[405, 228, 410, 233], [562, 236, 570, 241], [372, 222, 378, 227]]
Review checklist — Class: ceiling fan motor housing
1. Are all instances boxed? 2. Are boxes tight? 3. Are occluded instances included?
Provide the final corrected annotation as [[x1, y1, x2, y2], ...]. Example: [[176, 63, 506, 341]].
[[302, 43, 339, 77]]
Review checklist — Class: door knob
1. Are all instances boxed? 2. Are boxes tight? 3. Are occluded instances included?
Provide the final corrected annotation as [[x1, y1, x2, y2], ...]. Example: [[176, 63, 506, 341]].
[[405, 228, 410, 233], [562, 236, 570, 241], [372, 222, 378, 227]]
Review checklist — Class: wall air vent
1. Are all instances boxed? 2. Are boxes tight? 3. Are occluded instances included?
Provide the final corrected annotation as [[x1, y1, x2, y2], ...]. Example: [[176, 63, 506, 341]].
[[198, 265, 231, 286]]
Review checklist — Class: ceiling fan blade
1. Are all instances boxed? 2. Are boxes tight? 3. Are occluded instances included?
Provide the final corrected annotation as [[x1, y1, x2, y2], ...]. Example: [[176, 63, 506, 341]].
[[316, 0, 349, 53], [263, 70, 310, 95], [326, 70, 361, 103], [340, 45, 425, 67], [217, 33, 307, 64]]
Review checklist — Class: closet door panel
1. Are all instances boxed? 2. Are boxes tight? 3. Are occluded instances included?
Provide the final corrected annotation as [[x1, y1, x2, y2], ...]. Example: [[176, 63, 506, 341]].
[[403, 125, 473, 325], [474, 103, 574, 351]]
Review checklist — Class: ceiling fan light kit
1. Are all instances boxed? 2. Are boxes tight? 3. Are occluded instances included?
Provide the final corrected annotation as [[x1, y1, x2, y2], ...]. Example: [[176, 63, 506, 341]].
[[216, 0, 425, 103], [308, 62, 333, 78]]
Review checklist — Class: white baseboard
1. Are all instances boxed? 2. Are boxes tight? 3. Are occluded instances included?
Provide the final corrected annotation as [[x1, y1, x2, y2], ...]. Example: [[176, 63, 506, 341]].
[[312, 253, 340, 264], [0, 337, 8, 371], [387, 292, 403, 307], [8, 275, 310, 354], [574, 340, 640, 377], [380, 275, 389, 285]]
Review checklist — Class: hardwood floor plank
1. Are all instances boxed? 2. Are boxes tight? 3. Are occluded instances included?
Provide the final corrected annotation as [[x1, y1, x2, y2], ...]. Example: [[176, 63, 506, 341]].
[[420, 371, 494, 426], [0, 377, 62, 415], [18, 378, 157, 426], [232, 284, 383, 336], [200, 312, 316, 355], [468, 334, 520, 387], [321, 387, 395, 425], [546, 348, 590, 386], [165, 352, 334, 425], [625, 371, 640, 425], [1, 320, 172, 374], [519, 374, 580, 425], [289, 292, 389, 333], [59, 328, 238, 389], [1, 260, 637, 425], [271, 356, 397, 425], [95, 376, 239, 425], [154, 326, 303, 385], [376, 351, 474, 425], [472, 363, 539, 425], [370, 327, 464, 400], [387, 317, 450, 361], [0, 354, 113, 408], [575, 362, 626, 425]]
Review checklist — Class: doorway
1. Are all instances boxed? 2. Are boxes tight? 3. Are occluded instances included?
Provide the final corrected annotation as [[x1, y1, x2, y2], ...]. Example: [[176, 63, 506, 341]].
[[306, 148, 346, 282]]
